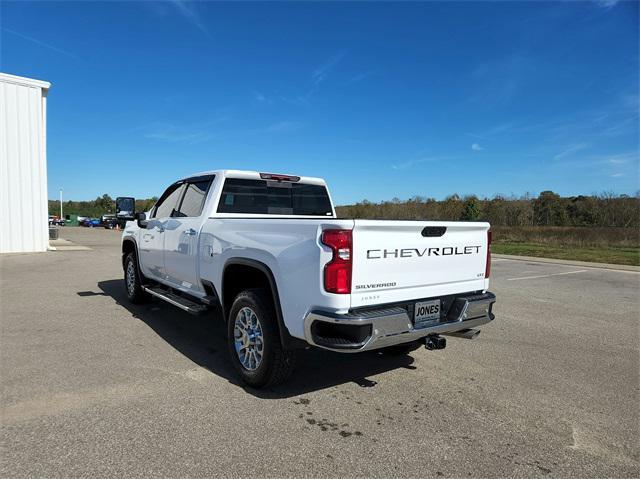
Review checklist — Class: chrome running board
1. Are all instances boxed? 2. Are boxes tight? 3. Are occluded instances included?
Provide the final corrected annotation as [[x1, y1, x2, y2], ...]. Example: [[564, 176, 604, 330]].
[[142, 286, 209, 315]]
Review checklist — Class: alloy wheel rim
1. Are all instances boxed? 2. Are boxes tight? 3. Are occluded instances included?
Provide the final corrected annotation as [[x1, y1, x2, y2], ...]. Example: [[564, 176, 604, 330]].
[[126, 260, 136, 295], [233, 307, 264, 371]]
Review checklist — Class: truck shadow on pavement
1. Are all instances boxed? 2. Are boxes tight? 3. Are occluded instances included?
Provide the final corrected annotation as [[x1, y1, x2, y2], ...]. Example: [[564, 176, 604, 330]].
[[93, 279, 416, 399]]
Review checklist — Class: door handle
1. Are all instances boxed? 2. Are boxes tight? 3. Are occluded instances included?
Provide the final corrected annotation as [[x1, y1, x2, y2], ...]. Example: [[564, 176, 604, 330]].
[[184, 228, 197, 236]]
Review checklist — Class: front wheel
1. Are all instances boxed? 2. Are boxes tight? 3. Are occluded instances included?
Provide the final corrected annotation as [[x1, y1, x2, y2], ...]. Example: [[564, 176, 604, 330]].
[[124, 252, 148, 304], [227, 289, 295, 388]]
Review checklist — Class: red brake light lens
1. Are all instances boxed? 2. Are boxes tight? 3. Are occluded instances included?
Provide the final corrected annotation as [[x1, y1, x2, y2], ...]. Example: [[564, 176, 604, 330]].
[[259, 173, 301, 182], [485, 230, 492, 279], [321, 229, 352, 294]]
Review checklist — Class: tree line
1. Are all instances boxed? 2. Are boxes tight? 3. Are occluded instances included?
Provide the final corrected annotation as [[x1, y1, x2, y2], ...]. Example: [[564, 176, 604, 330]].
[[48, 194, 157, 218], [335, 191, 640, 228], [49, 191, 639, 228]]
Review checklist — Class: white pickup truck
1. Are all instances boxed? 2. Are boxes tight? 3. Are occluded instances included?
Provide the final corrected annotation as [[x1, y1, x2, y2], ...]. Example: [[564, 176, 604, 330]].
[[117, 170, 496, 387]]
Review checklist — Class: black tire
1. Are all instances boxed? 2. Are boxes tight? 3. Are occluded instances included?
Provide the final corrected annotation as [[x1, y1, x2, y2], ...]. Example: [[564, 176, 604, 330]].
[[227, 289, 295, 388], [380, 341, 422, 356], [124, 252, 148, 304]]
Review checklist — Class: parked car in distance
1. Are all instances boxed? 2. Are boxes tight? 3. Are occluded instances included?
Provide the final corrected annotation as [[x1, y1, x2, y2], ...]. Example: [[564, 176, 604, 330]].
[[102, 215, 119, 229], [48, 215, 65, 226], [118, 170, 496, 388], [82, 218, 101, 227]]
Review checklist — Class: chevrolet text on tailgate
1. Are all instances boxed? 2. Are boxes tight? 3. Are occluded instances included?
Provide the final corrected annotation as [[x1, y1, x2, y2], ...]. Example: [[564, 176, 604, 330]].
[[117, 170, 496, 387]]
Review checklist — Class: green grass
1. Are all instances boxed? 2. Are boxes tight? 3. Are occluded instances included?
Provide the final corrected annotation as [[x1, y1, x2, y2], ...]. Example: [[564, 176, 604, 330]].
[[492, 242, 640, 266]]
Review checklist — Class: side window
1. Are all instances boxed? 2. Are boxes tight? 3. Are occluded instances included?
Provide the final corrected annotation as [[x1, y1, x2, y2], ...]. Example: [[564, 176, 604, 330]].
[[152, 183, 185, 219], [176, 180, 212, 217]]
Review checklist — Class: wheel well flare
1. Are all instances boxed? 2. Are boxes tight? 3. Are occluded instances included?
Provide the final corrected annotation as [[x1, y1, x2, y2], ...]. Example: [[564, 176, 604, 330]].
[[223, 264, 272, 316]]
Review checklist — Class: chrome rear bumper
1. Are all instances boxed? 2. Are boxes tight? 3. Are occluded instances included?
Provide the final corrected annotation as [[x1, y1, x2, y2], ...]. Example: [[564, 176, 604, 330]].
[[304, 292, 496, 353]]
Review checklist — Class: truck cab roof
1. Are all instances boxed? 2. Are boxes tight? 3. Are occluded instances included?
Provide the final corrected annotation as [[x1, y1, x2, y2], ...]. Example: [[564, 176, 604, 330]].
[[180, 170, 328, 186]]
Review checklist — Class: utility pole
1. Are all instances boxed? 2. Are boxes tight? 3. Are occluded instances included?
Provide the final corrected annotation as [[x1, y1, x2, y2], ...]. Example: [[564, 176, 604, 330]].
[[59, 188, 63, 220]]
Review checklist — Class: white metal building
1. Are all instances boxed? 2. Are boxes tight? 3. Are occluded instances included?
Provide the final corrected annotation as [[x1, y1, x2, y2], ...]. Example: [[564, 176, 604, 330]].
[[0, 73, 51, 253]]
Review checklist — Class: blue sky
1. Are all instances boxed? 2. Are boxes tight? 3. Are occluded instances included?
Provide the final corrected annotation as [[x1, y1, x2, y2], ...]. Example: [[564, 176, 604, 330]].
[[1, 1, 638, 204]]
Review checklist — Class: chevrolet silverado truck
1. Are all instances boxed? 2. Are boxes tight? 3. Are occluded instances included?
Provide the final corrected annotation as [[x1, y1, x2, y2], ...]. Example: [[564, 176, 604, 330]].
[[117, 170, 496, 387]]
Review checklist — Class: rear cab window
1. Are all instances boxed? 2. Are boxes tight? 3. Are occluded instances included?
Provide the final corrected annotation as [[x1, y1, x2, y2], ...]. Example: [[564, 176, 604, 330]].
[[217, 178, 333, 216]]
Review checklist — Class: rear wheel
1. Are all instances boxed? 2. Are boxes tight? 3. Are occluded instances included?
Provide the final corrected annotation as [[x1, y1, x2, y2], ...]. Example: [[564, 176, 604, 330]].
[[124, 252, 148, 304], [227, 289, 295, 388]]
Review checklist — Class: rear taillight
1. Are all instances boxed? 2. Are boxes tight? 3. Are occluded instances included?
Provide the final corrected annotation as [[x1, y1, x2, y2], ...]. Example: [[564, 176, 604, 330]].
[[485, 230, 492, 279], [321, 229, 352, 294]]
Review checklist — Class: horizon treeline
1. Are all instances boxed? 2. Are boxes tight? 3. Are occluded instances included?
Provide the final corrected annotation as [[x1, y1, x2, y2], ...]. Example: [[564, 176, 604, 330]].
[[48, 191, 640, 228], [335, 191, 640, 228]]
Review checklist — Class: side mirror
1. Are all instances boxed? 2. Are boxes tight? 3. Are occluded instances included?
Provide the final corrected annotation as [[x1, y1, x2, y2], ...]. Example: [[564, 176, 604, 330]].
[[136, 212, 148, 229], [116, 197, 136, 221]]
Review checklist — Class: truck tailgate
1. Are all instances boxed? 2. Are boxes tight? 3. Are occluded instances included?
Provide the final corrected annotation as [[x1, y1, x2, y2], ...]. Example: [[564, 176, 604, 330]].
[[350, 220, 490, 308]]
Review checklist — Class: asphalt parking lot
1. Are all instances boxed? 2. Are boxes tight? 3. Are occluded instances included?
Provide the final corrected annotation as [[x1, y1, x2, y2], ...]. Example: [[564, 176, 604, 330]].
[[1, 227, 638, 478]]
